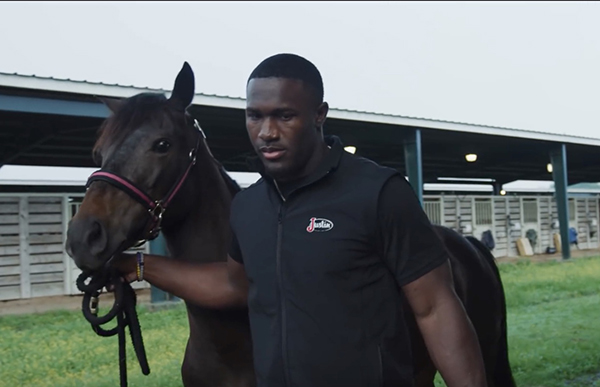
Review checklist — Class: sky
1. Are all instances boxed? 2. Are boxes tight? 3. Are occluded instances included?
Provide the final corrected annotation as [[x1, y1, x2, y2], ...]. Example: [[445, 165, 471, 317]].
[[1, 1, 599, 140]]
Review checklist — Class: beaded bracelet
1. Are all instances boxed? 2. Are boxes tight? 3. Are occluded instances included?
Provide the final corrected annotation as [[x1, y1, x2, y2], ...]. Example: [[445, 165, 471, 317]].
[[136, 251, 145, 282]]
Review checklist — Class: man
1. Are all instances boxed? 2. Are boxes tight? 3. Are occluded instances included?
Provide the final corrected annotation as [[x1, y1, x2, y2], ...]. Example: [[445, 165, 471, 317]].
[[115, 53, 487, 387]]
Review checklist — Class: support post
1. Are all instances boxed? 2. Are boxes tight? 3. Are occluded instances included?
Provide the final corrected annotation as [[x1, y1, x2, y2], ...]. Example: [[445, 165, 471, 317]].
[[550, 144, 570, 260], [148, 234, 179, 304], [492, 182, 502, 196], [404, 128, 423, 206]]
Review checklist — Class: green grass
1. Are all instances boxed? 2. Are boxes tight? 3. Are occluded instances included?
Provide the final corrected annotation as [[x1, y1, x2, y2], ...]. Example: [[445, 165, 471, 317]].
[[0, 304, 190, 387], [501, 257, 600, 387], [434, 256, 600, 387], [2, 256, 600, 387], [499, 257, 600, 309]]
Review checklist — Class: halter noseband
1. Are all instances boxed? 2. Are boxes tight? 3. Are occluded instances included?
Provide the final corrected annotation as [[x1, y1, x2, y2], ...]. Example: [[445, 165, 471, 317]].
[[86, 119, 206, 244]]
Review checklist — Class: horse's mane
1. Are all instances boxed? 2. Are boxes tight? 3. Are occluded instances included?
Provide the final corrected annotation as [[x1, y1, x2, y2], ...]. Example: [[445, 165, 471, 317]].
[[93, 93, 181, 163], [217, 164, 242, 195]]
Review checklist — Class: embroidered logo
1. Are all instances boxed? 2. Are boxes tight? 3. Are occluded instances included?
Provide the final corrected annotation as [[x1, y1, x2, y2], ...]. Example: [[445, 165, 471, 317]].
[[306, 217, 334, 233]]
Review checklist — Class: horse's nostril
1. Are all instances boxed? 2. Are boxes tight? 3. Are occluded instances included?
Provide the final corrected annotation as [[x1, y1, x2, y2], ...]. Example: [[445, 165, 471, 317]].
[[86, 219, 108, 256], [87, 221, 101, 244], [66, 215, 109, 271]]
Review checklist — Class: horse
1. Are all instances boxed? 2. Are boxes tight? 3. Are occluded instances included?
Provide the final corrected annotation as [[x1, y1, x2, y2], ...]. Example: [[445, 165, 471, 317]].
[[65, 61, 515, 387], [406, 225, 516, 387], [65, 62, 255, 387]]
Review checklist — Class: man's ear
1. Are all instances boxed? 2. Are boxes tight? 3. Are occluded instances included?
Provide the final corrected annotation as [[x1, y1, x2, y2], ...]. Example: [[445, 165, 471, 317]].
[[315, 101, 329, 130]]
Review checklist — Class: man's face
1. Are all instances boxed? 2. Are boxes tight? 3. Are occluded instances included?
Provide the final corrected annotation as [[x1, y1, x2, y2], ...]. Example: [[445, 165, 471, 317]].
[[246, 77, 327, 182]]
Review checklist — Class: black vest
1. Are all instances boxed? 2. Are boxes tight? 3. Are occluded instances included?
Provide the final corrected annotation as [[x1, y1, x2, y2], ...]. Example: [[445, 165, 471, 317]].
[[230, 136, 414, 387]]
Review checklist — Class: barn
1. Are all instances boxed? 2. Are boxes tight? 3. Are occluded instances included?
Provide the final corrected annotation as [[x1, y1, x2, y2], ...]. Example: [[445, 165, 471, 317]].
[[1, 71, 599, 302]]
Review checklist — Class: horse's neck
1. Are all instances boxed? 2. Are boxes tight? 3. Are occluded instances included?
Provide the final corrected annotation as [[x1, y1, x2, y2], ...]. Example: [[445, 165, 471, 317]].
[[161, 150, 234, 264]]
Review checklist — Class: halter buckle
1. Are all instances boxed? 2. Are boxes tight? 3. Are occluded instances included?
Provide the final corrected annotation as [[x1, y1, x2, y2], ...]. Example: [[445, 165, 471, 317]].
[[147, 201, 166, 240], [149, 201, 166, 219]]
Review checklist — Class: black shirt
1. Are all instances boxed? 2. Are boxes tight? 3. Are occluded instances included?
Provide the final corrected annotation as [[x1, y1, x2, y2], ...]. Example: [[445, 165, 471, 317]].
[[229, 136, 448, 387], [375, 175, 448, 286], [231, 173, 445, 286]]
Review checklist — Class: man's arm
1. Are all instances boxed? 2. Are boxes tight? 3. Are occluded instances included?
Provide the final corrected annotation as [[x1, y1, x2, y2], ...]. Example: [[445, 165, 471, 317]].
[[376, 175, 487, 387], [402, 261, 487, 387], [112, 254, 249, 309]]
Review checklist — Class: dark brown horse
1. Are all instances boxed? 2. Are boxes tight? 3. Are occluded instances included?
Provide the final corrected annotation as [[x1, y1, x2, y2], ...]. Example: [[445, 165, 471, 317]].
[[65, 62, 515, 387], [408, 225, 516, 387], [65, 63, 255, 387]]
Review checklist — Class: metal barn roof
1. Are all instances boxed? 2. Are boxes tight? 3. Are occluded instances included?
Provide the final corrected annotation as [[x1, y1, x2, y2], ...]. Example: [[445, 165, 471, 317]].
[[1, 71, 599, 185], [1, 71, 599, 146]]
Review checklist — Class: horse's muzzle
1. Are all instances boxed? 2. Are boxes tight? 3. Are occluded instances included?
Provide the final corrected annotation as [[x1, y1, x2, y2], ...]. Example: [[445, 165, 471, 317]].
[[66, 215, 109, 271]]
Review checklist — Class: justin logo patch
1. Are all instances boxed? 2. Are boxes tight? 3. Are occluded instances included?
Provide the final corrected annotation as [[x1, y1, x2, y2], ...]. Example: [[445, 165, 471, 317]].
[[306, 217, 334, 233]]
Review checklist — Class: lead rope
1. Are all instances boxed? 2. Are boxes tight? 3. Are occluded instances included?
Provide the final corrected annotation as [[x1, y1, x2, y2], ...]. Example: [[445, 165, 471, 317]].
[[76, 268, 150, 387]]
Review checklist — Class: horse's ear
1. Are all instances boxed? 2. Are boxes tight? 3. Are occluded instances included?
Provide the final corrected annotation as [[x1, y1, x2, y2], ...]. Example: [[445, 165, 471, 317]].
[[168, 61, 195, 112], [96, 96, 124, 114]]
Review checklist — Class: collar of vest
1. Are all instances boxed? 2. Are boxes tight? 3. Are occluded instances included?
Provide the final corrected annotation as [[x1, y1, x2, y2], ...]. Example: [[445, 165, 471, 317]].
[[247, 135, 344, 197]]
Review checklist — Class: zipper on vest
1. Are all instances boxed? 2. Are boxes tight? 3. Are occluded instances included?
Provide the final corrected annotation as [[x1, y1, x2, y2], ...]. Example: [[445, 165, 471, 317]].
[[378, 345, 383, 387], [276, 205, 290, 387], [273, 180, 286, 202]]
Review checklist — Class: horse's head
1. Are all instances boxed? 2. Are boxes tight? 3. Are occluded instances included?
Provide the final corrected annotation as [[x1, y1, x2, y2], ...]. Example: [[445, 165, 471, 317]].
[[66, 62, 203, 271]]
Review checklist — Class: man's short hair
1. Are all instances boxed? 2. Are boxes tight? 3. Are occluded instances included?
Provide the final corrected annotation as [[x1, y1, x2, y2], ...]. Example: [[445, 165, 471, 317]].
[[248, 53, 324, 104]]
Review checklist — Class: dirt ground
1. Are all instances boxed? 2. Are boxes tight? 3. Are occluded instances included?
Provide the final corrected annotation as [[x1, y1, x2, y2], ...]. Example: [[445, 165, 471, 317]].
[[497, 246, 600, 264], [1, 247, 598, 317], [0, 288, 153, 317]]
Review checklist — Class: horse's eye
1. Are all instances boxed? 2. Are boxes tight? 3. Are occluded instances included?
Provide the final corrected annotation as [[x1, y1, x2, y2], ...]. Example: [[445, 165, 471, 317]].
[[153, 139, 171, 153]]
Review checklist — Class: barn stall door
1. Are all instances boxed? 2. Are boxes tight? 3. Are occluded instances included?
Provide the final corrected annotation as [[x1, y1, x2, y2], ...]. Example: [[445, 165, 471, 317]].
[[0, 196, 65, 301], [565, 198, 579, 248], [569, 198, 578, 231], [473, 198, 494, 246], [0, 197, 21, 300], [423, 197, 443, 226], [589, 198, 599, 249], [28, 197, 66, 298], [521, 198, 541, 254]]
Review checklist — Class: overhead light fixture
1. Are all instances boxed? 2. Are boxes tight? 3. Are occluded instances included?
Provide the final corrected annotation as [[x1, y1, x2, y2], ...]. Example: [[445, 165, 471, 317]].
[[547, 163, 553, 173], [344, 146, 356, 154], [465, 153, 477, 162], [500, 189, 507, 196]]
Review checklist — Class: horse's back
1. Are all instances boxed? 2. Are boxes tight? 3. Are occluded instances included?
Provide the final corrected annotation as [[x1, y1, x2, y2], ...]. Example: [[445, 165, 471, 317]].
[[434, 225, 503, 315]]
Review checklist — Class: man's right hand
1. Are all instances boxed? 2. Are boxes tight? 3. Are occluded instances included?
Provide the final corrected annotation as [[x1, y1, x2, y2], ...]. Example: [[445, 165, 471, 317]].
[[112, 253, 138, 283], [110, 253, 249, 310]]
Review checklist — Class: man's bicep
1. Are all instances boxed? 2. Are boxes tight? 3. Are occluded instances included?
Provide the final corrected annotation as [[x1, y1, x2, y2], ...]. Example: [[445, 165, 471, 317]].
[[377, 175, 448, 286], [401, 260, 455, 318]]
